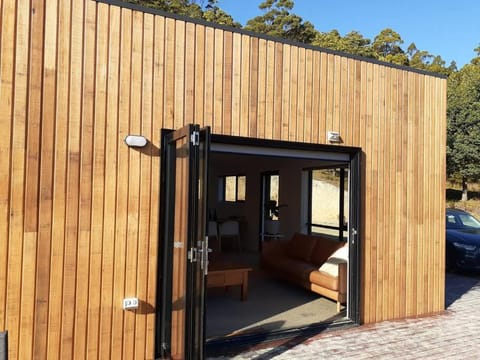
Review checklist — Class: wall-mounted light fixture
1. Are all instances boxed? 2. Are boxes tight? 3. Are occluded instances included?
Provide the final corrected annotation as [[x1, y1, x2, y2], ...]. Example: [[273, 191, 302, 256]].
[[327, 131, 342, 143], [124, 135, 148, 148]]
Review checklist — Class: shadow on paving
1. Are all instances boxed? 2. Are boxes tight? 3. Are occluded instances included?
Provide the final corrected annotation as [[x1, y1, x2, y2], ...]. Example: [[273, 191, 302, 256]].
[[445, 271, 480, 308]]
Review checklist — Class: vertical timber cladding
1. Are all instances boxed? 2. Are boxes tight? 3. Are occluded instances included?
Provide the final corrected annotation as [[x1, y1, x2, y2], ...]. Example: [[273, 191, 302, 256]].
[[0, 0, 446, 359]]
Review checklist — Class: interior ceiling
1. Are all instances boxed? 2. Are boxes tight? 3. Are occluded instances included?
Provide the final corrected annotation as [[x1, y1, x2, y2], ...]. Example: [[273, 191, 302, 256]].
[[210, 143, 350, 162], [210, 145, 349, 170]]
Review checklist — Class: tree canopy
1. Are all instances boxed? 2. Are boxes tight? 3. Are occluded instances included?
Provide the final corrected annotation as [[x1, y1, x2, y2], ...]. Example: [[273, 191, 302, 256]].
[[447, 63, 480, 199], [244, 0, 317, 43]]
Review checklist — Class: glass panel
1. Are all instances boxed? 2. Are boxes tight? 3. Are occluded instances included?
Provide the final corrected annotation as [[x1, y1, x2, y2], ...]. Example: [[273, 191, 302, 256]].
[[343, 169, 349, 228], [311, 169, 340, 236], [237, 175, 246, 201], [171, 135, 189, 359], [269, 175, 279, 220], [224, 176, 236, 202]]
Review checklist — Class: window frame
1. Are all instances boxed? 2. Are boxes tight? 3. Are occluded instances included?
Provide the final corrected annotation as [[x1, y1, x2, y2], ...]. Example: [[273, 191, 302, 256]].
[[219, 174, 246, 203], [307, 166, 348, 240]]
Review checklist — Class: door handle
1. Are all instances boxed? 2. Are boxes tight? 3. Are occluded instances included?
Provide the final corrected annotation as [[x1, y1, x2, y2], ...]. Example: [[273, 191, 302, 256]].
[[199, 237, 211, 275]]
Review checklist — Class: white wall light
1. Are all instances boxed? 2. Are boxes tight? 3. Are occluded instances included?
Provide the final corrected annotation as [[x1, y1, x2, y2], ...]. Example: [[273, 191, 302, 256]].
[[327, 131, 342, 143], [124, 135, 148, 148]]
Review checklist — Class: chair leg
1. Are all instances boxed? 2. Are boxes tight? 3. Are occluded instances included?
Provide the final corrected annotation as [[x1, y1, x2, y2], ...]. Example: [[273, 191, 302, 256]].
[[337, 301, 341, 313]]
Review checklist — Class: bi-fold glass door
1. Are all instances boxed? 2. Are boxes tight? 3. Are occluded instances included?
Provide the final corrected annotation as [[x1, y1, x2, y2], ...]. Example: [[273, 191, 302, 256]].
[[156, 125, 210, 360]]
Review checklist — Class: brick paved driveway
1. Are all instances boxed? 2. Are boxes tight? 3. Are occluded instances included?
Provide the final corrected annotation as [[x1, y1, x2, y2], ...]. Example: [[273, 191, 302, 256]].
[[209, 272, 480, 359]]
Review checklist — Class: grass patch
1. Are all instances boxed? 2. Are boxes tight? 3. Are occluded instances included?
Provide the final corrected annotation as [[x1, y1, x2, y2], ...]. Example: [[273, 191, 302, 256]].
[[447, 181, 480, 218]]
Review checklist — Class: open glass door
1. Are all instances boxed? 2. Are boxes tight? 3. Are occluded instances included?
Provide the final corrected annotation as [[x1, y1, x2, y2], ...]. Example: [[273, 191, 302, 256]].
[[157, 124, 210, 360]]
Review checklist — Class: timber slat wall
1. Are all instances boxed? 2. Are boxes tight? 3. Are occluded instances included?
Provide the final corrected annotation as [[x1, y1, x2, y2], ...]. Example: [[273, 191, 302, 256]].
[[0, 0, 446, 359]]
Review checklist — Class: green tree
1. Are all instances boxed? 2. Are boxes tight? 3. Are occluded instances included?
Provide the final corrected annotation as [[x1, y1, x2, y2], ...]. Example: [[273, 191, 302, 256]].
[[407, 43, 453, 76], [203, 0, 241, 27], [120, 0, 240, 26], [244, 0, 318, 44], [372, 28, 408, 65], [313, 30, 374, 58], [447, 63, 480, 200]]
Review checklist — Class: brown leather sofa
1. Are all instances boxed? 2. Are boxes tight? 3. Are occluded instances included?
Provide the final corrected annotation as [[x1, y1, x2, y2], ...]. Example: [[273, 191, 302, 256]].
[[261, 232, 348, 311]]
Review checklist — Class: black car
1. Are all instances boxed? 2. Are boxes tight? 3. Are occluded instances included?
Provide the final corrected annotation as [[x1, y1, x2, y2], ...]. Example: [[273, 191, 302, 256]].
[[446, 208, 480, 271]]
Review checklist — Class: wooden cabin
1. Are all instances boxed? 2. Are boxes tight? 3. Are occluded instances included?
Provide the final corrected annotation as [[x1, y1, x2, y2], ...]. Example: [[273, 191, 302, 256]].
[[0, 0, 446, 359]]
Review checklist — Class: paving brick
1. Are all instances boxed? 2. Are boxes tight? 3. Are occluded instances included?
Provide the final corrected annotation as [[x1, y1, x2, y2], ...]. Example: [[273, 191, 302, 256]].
[[207, 272, 480, 359]]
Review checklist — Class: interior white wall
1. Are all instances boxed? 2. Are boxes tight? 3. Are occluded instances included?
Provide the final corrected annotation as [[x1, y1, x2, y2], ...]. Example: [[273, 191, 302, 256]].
[[208, 152, 342, 252]]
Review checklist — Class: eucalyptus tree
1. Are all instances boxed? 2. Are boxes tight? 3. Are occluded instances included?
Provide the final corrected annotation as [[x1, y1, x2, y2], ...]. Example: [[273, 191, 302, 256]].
[[120, 0, 239, 27], [244, 0, 318, 44]]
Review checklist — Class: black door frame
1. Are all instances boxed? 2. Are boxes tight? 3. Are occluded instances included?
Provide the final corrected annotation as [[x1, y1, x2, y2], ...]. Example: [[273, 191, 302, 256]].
[[156, 125, 210, 359], [209, 134, 361, 326], [156, 131, 362, 355]]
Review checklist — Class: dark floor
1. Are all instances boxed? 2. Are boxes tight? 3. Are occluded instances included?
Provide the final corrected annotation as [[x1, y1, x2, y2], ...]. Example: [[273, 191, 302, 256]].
[[206, 267, 345, 339]]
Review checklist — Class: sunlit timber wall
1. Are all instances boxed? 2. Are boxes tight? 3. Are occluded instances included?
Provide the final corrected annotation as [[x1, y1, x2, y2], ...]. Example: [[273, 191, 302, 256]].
[[0, 0, 446, 358]]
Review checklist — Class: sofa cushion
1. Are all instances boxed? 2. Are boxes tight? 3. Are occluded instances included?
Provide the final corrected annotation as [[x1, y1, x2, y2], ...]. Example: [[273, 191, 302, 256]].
[[286, 232, 317, 262], [309, 270, 339, 291], [279, 258, 317, 281], [319, 243, 348, 275], [310, 237, 345, 266], [262, 253, 316, 281]]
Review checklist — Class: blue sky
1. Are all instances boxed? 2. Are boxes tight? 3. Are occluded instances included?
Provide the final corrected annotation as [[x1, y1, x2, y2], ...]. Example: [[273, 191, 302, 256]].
[[218, 0, 479, 68]]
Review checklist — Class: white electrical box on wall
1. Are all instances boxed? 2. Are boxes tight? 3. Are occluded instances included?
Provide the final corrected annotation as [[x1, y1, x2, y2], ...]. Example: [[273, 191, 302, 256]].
[[123, 297, 139, 310]]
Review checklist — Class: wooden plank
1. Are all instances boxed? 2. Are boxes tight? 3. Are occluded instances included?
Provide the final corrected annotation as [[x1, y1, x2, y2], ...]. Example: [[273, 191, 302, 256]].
[[213, 28, 224, 134], [174, 20, 185, 129], [230, 32, 241, 136], [364, 62, 375, 323], [0, 0, 16, 334], [288, 46, 298, 141], [70, 2, 94, 359], [46, 0, 72, 358], [7, 0, 30, 358], [256, 38, 267, 139], [184, 22, 195, 125], [134, 11, 154, 360], [33, 0, 57, 358], [264, 40, 275, 140], [339, 57, 349, 143], [249, 37, 259, 138], [146, 20, 163, 350], [222, 31, 233, 135], [280, 44, 290, 141], [86, 3, 108, 358], [273, 43, 283, 140], [239, 35, 250, 137], [194, 24, 205, 128], [296, 47, 305, 142], [163, 17, 175, 129], [123, 9, 144, 360], [304, 49, 313, 143], [399, 69, 408, 318], [19, 1, 46, 356], [318, 52, 328, 143], [110, 8, 133, 359], [98, 6, 120, 360], [311, 52, 320, 144], [372, 64, 382, 322], [203, 26, 214, 129], [325, 54, 335, 134]]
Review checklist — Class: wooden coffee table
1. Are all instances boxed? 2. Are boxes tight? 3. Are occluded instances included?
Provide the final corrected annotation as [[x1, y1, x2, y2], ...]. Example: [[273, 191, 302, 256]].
[[207, 262, 252, 301]]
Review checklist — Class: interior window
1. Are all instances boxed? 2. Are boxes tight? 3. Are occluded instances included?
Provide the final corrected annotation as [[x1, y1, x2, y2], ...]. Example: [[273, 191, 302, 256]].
[[220, 175, 246, 202], [308, 167, 348, 240]]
